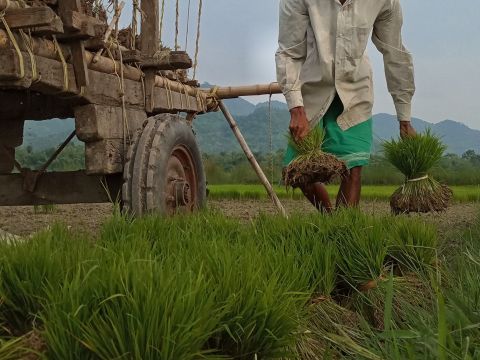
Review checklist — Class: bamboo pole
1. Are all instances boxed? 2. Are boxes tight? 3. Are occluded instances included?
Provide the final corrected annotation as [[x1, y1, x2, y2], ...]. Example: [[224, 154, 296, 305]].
[[219, 100, 288, 218], [208, 83, 282, 99]]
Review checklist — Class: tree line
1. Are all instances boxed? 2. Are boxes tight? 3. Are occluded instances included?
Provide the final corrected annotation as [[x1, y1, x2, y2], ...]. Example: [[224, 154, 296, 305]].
[[14, 144, 480, 186]]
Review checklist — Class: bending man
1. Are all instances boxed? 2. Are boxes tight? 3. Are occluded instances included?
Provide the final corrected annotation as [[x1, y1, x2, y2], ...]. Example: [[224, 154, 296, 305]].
[[276, 0, 416, 212]]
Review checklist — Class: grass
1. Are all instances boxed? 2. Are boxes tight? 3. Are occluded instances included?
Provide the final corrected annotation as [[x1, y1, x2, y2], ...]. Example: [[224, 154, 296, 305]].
[[207, 184, 480, 202], [1, 209, 479, 358]]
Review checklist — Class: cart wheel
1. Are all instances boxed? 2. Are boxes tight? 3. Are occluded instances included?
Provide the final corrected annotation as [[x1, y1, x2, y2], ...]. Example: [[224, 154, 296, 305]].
[[123, 114, 206, 216]]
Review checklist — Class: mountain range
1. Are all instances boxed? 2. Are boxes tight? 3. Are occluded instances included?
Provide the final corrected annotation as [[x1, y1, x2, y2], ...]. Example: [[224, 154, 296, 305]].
[[193, 98, 480, 155], [22, 98, 479, 156]]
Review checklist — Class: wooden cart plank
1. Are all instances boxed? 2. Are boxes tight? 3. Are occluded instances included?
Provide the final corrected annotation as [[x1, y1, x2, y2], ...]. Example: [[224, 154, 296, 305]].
[[0, 172, 121, 206], [1, 7, 59, 29], [0, 50, 205, 113], [0, 91, 76, 120], [75, 104, 147, 142]]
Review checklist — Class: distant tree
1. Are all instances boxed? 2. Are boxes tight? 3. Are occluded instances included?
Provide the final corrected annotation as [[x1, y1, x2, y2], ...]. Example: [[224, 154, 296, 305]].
[[462, 150, 480, 165]]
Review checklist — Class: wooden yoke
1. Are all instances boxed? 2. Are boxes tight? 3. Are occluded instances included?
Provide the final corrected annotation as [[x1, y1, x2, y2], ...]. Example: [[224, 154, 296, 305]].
[[141, 0, 160, 113]]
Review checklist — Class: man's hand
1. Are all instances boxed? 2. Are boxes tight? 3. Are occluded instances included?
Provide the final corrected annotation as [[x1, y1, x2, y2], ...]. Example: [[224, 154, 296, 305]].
[[289, 107, 310, 142], [400, 121, 416, 139]]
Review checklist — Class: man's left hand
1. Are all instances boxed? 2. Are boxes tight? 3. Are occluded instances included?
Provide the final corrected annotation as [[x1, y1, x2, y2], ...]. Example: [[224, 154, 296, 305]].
[[400, 121, 416, 139]]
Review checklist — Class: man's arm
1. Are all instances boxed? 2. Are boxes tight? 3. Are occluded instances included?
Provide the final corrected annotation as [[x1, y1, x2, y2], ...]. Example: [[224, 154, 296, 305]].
[[372, 0, 416, 138], [275, 0, 309, 141]]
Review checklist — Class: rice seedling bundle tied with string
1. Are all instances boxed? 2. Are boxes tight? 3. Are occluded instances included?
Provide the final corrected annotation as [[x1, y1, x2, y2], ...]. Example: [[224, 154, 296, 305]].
[[383, 130, 453, 214], [283, 126, 346, 188]]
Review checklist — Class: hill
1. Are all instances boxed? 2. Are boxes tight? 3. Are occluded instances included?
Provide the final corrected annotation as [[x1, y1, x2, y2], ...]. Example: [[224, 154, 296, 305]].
[[194, 102, 480, 155]]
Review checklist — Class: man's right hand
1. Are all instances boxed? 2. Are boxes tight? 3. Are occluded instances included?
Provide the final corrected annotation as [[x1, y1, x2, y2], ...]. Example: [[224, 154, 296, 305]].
[[289, 107, 310, 142]]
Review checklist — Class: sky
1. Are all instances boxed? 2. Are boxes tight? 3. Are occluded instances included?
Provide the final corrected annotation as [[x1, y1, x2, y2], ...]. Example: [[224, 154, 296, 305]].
[[120, 0, 480, 129]]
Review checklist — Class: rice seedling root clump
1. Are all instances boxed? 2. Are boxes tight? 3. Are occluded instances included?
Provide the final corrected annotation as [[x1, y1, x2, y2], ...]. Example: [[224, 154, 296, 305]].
[[390, 181, 453, 214], [283, 153, 346, 188], [283, 126, 346, 188]]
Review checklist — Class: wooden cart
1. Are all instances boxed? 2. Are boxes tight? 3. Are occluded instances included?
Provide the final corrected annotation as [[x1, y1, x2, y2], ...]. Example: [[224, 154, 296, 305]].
[[0, 0, 282, 215]]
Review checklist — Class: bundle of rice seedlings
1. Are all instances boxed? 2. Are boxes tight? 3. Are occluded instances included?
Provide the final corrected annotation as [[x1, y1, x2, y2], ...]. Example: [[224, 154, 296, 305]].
[[383, 130, 453, 214], [283, 126, 346, 188], [388, 218, 438, 274], [332, 211, 435, 330]]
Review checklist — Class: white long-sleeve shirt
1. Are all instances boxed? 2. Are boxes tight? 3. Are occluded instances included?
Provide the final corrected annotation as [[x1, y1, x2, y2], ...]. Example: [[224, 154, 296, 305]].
[[275, 0, 415, 130]]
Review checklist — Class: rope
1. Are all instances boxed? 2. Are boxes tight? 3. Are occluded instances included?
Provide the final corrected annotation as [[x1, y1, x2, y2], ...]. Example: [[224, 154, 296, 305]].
[[164, 77, 173, 109], [268, 88, 274, 184], [192, 0, 203, 80], [407, 175, 429, 182], [175, 0, 180, 51], [20, 29, 39, 83], [159, 0, 165, 44], [184, 0, 191, 50], [52, 36, 69, 92], [0, 10, 24, 79]]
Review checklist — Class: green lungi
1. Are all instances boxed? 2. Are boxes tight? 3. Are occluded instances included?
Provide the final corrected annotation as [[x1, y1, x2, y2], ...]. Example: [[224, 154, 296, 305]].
[[283, 95, 373, 170]]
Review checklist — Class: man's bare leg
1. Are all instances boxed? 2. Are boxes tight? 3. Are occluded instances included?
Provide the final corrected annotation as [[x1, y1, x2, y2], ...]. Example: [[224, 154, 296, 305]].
[[336, 166, 363, 208], [301, 182, 333, 213]]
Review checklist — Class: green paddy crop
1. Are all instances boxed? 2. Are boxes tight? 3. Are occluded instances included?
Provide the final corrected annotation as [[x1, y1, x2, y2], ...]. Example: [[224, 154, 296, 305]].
[[0, 210, 479, 358]]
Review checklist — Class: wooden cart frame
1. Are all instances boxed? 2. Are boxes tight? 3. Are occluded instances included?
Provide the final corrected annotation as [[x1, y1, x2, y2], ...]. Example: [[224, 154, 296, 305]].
[[0, 0, 282, 215]]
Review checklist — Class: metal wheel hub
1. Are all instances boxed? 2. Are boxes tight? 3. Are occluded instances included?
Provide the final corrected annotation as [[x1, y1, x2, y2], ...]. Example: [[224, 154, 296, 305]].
[[172, 179, 191, 206], [165, 145, 197, 213]]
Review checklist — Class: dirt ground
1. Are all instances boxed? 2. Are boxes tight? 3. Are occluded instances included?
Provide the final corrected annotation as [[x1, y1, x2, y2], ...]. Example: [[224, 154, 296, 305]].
[[0, 200, 477, 238]]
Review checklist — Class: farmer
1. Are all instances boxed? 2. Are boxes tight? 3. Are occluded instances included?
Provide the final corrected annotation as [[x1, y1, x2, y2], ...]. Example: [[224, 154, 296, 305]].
[[276, 0, 416, 212]]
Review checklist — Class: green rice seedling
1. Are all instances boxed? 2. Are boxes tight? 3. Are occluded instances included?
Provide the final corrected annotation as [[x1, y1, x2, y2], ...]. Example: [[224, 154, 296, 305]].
[[387, 217, 438, 274], [0, 225, 92, 333], [333, 211, 388, 288], [43, 248, 221, 360], [283, 126, 346, 188], [0, 336, 31, 360], [98, 212, 308, 359], [383, 130, 453, 214], [252, 212, 377, 359], [203, 235, 309, 359]]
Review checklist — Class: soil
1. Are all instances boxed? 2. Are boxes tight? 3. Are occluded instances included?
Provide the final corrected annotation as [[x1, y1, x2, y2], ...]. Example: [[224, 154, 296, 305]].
[[0, 200, 477, 238]]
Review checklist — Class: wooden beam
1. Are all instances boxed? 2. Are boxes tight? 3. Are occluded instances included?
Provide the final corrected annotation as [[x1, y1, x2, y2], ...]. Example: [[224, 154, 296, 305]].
[[0, 31, 209, 103], [0, 146, 14, 174], [141, 0, 159, 113], [0, 49, 28, 81], [0, 50, 205, 113], [140, 51, 192, 71], [0, 91, 75, 120], [75, 104, 147, 142], [85, 139, 124, 174], [0, 172, 122, 206], [140, 0, 159, 57], [70, 42, 89, 87], [0, 118, 24, 147], [58, 10, 106, 39], [1, 7, 60, 29], [30, 17, 64, 36]]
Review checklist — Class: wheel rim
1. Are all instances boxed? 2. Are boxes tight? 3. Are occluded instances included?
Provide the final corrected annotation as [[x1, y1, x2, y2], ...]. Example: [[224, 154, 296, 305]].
[[165, 145, 198, 214]]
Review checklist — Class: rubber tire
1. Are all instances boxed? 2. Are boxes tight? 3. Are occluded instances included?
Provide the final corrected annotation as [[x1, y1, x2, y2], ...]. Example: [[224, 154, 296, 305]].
[[123, 114, 206, 216]]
